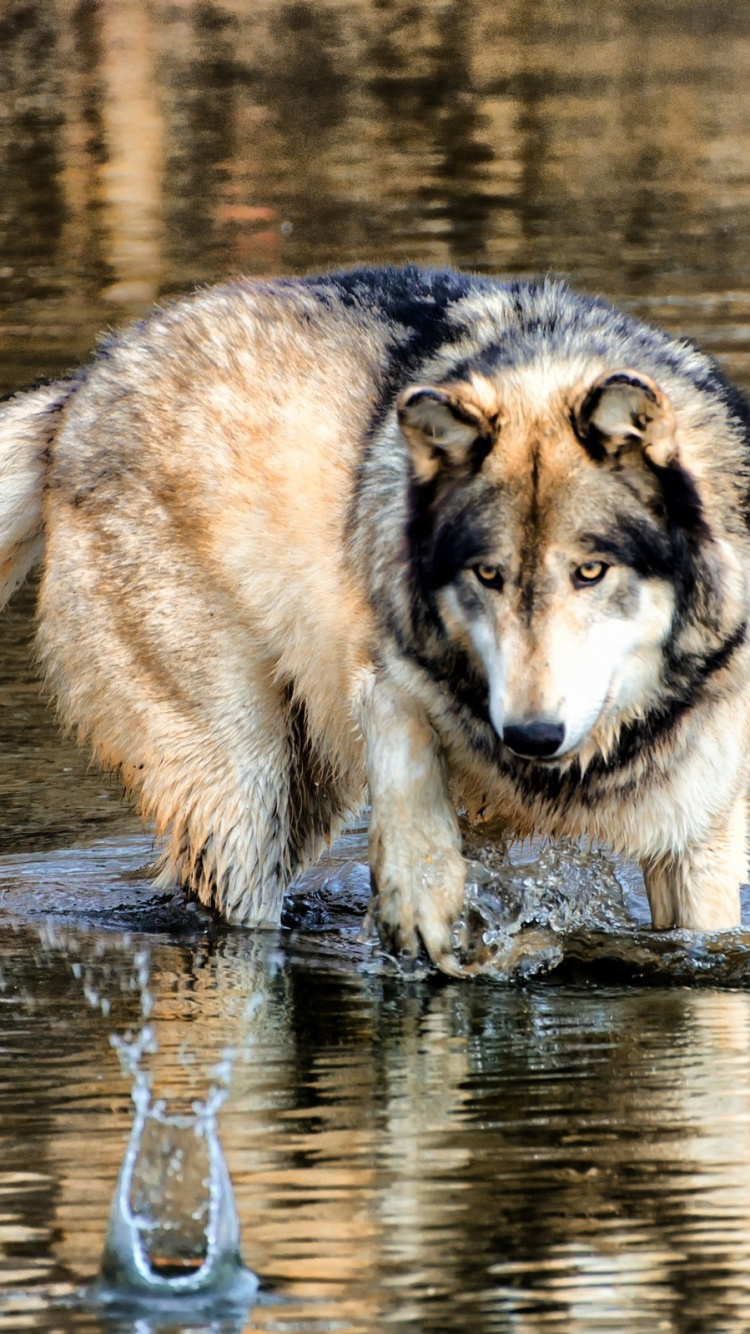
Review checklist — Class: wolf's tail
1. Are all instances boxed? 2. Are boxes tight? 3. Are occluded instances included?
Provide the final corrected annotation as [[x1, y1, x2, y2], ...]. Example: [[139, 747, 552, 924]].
[[0, 378, 78, 608]]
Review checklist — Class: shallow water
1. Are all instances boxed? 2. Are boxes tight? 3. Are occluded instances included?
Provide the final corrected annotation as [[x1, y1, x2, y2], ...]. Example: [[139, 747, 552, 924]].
[[7, 884, 750, 1333], [6, 0, 750, 1329]]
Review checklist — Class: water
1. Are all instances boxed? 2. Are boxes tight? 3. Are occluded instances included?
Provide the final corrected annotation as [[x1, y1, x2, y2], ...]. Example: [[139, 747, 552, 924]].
[[6, 0, 750, 1329], [6, 910, 750, 1333]]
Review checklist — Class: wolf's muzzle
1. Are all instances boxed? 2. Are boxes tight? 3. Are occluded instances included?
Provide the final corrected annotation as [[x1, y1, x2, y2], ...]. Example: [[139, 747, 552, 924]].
[[501, 720, 565, 759]]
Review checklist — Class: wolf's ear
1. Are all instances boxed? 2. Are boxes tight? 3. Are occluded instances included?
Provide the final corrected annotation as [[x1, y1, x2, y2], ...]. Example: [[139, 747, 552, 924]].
[[574, 371, 677, 468], [397, 383, 495, 483]]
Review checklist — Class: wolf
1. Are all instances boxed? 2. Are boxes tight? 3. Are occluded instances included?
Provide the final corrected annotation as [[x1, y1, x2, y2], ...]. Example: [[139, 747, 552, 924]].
[[2, 266, 750, 973]]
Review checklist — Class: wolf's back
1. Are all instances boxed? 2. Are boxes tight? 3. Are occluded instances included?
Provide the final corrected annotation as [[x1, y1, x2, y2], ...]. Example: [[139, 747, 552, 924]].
[[0, 379, 77, 606]]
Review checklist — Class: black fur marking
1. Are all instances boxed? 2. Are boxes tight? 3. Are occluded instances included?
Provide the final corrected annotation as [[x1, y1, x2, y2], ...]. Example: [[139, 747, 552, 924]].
[[396, 638, 493, 731], [322, 265, 497, 442], [519, 444, 541, 620], [650, 459, 711, 620], [572, 410, 609, 464], [605, 618, 748, 771], [506, 755, 575, 809], [283, 688, 351, 869], [401, 385, 473, 419], [343, 266, 502, 554], [645, 456, 707, 538], [581, 515, 674, 580], [408, 478, 499, 595], [579, 440, 709, 618], [312, 263, 487, 326]]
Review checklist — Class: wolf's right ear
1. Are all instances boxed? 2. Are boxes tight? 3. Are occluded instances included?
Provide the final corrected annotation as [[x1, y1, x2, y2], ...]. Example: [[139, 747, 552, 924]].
[[397, 384, 495, 483]]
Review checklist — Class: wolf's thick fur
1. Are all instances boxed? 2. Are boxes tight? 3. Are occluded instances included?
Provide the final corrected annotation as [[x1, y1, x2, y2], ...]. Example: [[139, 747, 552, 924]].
[[3, 267, 750, 971]]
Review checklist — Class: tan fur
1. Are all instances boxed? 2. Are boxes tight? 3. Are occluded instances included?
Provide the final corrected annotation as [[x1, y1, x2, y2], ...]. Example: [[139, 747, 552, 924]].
[[1, 270, 749, 973], [37, 284, 386, 925]]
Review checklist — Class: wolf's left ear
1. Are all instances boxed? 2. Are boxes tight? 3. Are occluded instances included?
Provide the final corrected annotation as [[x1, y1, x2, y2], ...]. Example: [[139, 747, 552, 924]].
[[397, 383, 495, 483], [574, 370, 677, 468]]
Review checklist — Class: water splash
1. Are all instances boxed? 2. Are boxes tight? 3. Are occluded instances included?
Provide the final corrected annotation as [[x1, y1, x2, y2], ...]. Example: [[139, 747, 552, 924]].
[[452, 839, 750, 984], [451, 841, 625, 977], [91, 947, 259, 1311], [98, 1079, 258, 1305]]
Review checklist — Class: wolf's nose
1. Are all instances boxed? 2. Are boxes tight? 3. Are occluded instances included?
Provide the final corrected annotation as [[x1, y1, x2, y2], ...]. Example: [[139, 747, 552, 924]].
[[502, 720, 565, 759]]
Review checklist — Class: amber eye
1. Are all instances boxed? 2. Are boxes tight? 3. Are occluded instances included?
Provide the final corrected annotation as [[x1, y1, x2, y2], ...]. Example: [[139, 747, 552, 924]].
[[473, 564, 504, 591], [573, 560, 609, 588]]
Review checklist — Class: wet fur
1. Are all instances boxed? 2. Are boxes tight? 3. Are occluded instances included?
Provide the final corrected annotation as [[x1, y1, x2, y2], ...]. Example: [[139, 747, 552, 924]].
[[2, 267, 750, 971]]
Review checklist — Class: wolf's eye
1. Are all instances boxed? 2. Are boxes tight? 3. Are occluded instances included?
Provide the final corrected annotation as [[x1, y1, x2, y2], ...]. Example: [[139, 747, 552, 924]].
[[573, 560, 609, 588], [473, 564, 504, 591]]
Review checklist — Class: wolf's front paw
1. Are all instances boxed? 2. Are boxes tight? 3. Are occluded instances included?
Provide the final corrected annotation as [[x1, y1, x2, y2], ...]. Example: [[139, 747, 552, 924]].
[[369, 830, 467, 975]]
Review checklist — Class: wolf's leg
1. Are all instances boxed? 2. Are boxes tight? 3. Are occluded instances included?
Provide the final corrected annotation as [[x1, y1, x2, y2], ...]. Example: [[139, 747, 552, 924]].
[[150, 682, 296, 926], [641, 795, 746, 931], [357, 673, 466, 972]]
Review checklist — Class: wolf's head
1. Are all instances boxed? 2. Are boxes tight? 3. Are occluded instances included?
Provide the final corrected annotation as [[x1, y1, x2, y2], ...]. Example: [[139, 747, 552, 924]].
[[398, 358, 747, 767]]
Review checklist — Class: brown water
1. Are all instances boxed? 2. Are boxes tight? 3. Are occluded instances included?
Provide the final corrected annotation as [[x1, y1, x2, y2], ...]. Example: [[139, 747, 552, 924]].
[[5, 1, 750, 1329]]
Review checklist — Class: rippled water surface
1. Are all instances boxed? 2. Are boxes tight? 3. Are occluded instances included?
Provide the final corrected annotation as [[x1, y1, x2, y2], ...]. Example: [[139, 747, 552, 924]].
[[6, 1, 750, 1329]]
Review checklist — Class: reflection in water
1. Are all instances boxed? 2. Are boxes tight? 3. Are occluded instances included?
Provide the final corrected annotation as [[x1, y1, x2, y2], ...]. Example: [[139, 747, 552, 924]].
[[96, 0, 164, 307], [4, 921, 750, 1331]]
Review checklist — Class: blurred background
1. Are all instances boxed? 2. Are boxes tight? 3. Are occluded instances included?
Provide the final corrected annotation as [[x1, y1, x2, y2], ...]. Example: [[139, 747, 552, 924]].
[[3, 0, 750, 393]]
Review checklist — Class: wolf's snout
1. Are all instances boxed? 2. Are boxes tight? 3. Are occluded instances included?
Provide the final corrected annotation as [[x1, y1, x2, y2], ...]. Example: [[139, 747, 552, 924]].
[[501, 720, 565, 759]]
